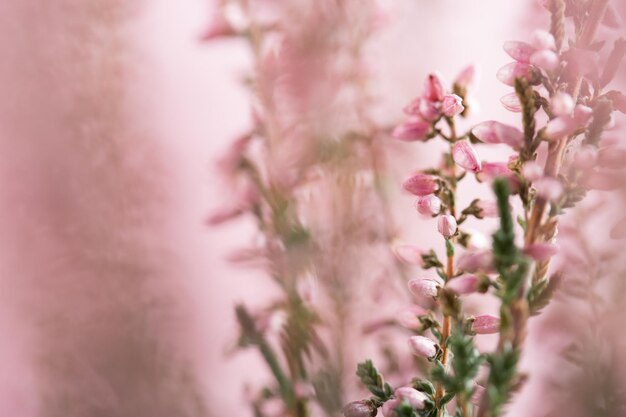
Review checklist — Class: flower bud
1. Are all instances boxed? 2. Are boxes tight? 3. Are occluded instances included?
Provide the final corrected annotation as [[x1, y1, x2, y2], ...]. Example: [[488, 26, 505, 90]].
[[381, 399, 401, 417], [342, 401, 376, 417], [534, 177, 563, 201], [395, 305, 427, 329], [200, 11, 237, 41], [416, 194, 442, 216], [408, 278, 439, 298], [457, 250, 494, 273], [531, 29, 556, 50], [437, 214, 457, 238], [550, 92, 574, 117], [496, 62, 537, 86], [418, 99, 441, 121], [523, 243, 559, 261], [573, 104, 593, 126], [446, 274, 479, 295], [475, 199, 499, 218], [402, 173, 439, 196], [544, 116, 578, 140], [423, 72, 447, 102], [452, 140, 482, 173], [530, 49, 559, 72], [503, 41, 536, 63], [523, 161, 544, 181], [408, 335, 438, 358], [500, 92, 522, 112], [472, 121, 524, 149], [442, 94, 464, 117], [454, 64, 478, 90], [394, 387, 427, 410], [471, 314, 500, 334], [392, 244, 424, 265], [392, 118, 431, 142]]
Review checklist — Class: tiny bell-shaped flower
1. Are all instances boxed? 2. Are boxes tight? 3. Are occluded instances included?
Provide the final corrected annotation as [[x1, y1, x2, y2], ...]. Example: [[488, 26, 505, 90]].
[[454, 64, 478, 90], [531, 29, 556, 51], [496, 62, 537, 86], [442, 94, 464, 117], [475, 199, 499, 218], [408, 278, 439, 298], [392, 244, 424, 265], [437, 214, 457, 238], [416, 194, 442, 216], [523, 243, 559, 261], [523, 161, 544, 181], [500, 92, 522, 112], [573, 104, 593, 126], [452, 140, 482, 173], [544, 116, 578, 140], [472, 121, 524, 149], [402, 173, 439, 196], [471, 314, 500, 334], [423, 72, 447, 102], [503, 40, 536, 63], [408, 335, 438, 358], [392, 118, 431, 141], [530, 49, 559, 72], [457, 250, 494, 273], [395, 387, 427, 410], [550, 92, 575, 117], [342, 401, 376, 417], [446, 274, 479, 295], [395, 305, 427, 329], [381, 399, 401, 417], [534, 177, 564, 201]]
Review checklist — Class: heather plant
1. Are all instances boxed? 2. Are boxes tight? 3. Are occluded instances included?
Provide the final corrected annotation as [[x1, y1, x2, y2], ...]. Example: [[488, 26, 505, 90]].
[[344, 1, 626, 416]]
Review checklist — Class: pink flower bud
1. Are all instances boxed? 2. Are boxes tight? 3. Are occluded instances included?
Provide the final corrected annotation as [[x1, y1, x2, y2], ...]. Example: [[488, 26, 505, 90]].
[[393, 244, 424, 265], [479, 161, 513, 179], [442, 94, 464, 117], [523, 243, 559, 261], [394, 387, 427, 410], [551, 92, 575, 116], [472, 314, 500, 334], [531, 50, 559, 71], [381, 399, 401, 417], [573, 104, 593, 126], [423, 72, 447, 102], [472, 121, 524, 149], [598, 147, 626, 169], [496, 62, 537, 86], [408, 335, 438, 358], [419, 99, 442, 121], [523, 161, 544, 181], [503, 41, 536, 63], [531, 29, 556, 50], [457, 250, 494, 273], [416, 194, 442, 216], [403, 98, 421, 116], [408, 278, 439, 298], [446, 274, 479, 295], [437, 214, 457, 238], [544, 116, 578, 140], [452, 140, 482, 173], [534, 177, 563, 201], [476, 199, 499, 218], [500, 92, 522, 112], [392, 118, 431, 141], [395, 305, 427, 329], [454, 64, 478, 90], [342, 401, 376, 417], [573, 145, 597, 170], [402, 173, 439, 196]]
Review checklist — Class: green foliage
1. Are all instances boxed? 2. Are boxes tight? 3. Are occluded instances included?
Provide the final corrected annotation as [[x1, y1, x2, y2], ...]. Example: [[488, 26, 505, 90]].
[[483, 344, 522, 417], [356, 360, 393, 401]]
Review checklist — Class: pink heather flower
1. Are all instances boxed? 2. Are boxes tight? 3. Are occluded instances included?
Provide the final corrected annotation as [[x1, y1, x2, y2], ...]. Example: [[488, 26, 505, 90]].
[[408, 278, 439, 298], [381, 399, 401, 417], [446, 274, 479, 295], [437, 214, 457, 238], [476, 199, 499, 218], [530, 49, 559, 72], [402, 173, 439, 196], [551, 92, 575, 117], [403, 98, 440, 120], [573, 145, 597, 170], [403, 98, 421, 115], [200, 11, 237, 41], [408, 335, 438, 358], [500, 92, 522, 112], [423, 72, 447, 102], [598, 147, 626, 169], [342, 401, 375, 417], [496, 62, 537, 86], [454, 64, 478, 90], [392, 118, 431, 141], [503, 41, 536, 63], [392, 244, 424, 265], [523, 161, 544, 181], [442, 94, 464, 117], [395, 305, 427, 329], [457, 250, 494, 273], [452, 140, 482, 173], [573, 104, 593, 126], [394, 387, 427, 410], [544, 116, 578, 140], [472, 121, 524, 149], [416, 194, 442, 216], [523, 243, 559, 261], [472, 314, 500, 334], [534, 177, 564, 201], [531, 29, 556, 50], [479, 161, 513, 179]]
